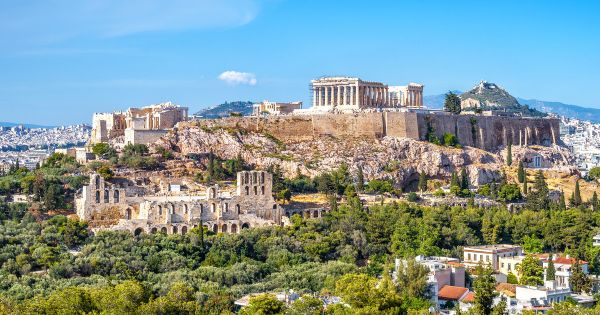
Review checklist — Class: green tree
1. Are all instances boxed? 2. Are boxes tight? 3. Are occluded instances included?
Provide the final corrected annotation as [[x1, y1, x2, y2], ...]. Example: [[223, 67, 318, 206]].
[[517, 161, 525, 183], [91, 143, 116, 159], [460, 168, 469, 190], [473, 266, 498, 315], [588, 167, 600, 180], [546, 254, 556, 281], [523, 180, 528, 196], [571, 180, 582, 207], [418, 172, 427, 193], [559, 192, 567, 210], [516, 255, 544, 286], [497, 184, 522, 202], [277, 189, 292, 204], [522, 235, 543, 254], [569, 259, 591, 294], [591, 191, 599, 211], [241, 294, 286, 315], [97, 165, 114, 180], [526, 170, 550, 211], [444, 91, 462, 114], [288, 295, 323, 315], [443, 133, 459, 147], [356, 165, 365, 193], [506, 143, 512, 166]]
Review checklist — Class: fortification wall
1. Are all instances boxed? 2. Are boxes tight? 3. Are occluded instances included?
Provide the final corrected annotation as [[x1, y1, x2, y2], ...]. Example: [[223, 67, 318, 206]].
[[187, 112, 558, 151], [125, 129, 168, 145]]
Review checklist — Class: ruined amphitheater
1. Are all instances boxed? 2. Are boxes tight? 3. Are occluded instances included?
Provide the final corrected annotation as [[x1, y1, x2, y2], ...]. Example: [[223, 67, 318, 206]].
[[75, 170, 323, 235]]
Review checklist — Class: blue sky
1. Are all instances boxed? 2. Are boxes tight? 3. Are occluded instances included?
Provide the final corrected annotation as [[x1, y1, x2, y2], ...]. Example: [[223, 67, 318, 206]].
[[1, 0, 599, 125]]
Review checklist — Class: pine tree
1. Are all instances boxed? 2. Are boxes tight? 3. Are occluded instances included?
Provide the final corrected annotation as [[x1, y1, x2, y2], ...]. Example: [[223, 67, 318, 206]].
[[444, 91, 462, 114], [506, 143, 512, 166], [572, 180, 582, 207], [569, 258, 592, 294], [517, 161, 525, 183], [418, 172, 428, 193], [546, 254, 556, 281], [460, 168, 469, 190], [356, 165, 364, 193], [592, 192, 599, 211]]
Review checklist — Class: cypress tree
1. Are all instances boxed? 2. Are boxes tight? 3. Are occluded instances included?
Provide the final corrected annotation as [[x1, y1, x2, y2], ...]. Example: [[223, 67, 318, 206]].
[[526, 170, 550, 211], [546, 254, 556, 281], [559, 192, 567, 210], [460, 168, 469, 190], [506, 143, 512, 166], [450, 172, 460, 188], [572, 180, 582, 207], [592, 191, 599, 211], [418, 172, 428, 193], [356, 165, 364, 193], [517, 161, 525, 183], [523, 180, 528, 195]]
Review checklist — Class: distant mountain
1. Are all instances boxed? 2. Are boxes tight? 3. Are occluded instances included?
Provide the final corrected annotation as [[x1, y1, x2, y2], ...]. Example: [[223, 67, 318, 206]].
[[517, 98, 600, 123], [0, 122, 56, 129], [423, 90, 461, 109], [193, 101, 254, 119]]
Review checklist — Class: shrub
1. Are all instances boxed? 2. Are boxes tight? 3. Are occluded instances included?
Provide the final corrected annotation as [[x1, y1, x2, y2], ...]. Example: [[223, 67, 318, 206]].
[[406, 192, 419, 202]]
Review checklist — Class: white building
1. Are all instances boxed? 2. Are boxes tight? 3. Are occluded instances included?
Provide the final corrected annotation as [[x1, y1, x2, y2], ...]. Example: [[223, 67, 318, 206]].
[[463, 245, 523, 270]]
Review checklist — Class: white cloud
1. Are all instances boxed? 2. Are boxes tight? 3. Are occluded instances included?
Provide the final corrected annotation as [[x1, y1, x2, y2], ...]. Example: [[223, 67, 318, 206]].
[[218, 71, 257, 86]]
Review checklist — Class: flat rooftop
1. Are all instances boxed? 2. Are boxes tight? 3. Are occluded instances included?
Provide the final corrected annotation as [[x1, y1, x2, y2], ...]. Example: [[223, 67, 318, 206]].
[[464, 244, 522, 252]]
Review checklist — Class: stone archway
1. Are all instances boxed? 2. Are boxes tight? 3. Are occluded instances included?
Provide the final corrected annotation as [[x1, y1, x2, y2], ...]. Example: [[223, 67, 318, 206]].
[[313, 210, 319, 218], [231, 224, 237, 234], [181, 226, 188, 235], [172, 226, 178, 234], [242, 222, 250, 229], [134, 227, 144, 236], [151, 227, 157, 234], [161, 227, 167, 234], [221, 224, 228, 233], [212, 224, 218, 233]]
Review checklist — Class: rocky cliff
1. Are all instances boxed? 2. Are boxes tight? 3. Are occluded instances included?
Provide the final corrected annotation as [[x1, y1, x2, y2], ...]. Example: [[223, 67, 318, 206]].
[[155, 125, 574, 188]]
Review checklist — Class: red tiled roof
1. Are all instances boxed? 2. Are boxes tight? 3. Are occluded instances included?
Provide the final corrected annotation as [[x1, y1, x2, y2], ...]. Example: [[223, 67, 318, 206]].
[[438, 285, 469, 301], [495, 283, 517, 294], [553, 256, 588, 265], [462, 292, 476, 303]]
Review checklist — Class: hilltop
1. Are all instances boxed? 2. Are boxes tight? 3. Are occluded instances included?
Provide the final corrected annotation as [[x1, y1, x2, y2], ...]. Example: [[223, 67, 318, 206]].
[[193, 101, 254, 118], [459, 81, 545, 117]]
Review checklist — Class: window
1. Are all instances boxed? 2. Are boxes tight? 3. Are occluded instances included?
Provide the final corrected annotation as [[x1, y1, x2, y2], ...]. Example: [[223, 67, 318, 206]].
[[254, 186, 258, 195], [468, 254, 471, 261], [95, 190, 100, 203], [95, 175, 100, 187], [261, 186, 265, 195], [253, 172, 257, 183], [211, 203, 216, 212], [501, 263, 504, 268], [245, 186, 249, 195], [261, 172, 265, 184], [224, 203, 228, 212], [158, 206, 162, 215], [114, 190, 120, 203], [104, 189, 109, 203], [508, 263, 511, 271], [486, 255, 490, 262]]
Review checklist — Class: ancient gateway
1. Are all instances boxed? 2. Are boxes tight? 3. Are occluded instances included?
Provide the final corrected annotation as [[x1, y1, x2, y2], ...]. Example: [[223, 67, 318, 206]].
[[90, 102, 188, 145], [75, 171, 311, 235], [310, 76, 424, 111]]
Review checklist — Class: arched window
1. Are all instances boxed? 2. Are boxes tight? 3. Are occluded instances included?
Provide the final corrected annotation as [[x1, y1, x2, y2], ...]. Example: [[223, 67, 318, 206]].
[[245, 186, 249, 195], [253, 172, 257, 183], [181, 226, 188, 235], [161, 227, 167, 234], [199, 204, 203, 214], [151, 227, 157, 234], [231, 224, 237, 234], [221, 224, 227, 233], [95, 190, 100, 203], [95, 175, 100, 187], [261, 172, 265, 184], [183, 204, 188, 214], [134, 228, 144, 236], [158, 205, 162, 216], [244, 172, 249, 184], [172, 226, 178, 234], [224, 203, 228, 212], [212, 224, 218, 233], [126, 208, 131, 220], [211, 203, 216, 213], [104, 189, 109, 203], [209, 188, 216, 199], [254, 186, 258, 195], [114, 190, 120, 203], [236, 204, 241, 214], [242, 222, 250, 229], [261, 186, 265, 195], [169, 204, 174, 214]]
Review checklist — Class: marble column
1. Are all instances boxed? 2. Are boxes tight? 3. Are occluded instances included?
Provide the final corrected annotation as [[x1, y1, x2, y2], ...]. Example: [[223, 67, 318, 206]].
[[354, 85, 359, 106], [324, 86, 329, 106], [337, 86, 342, 106], [343, 86, 347, 105], [313, 89, 317, 107]]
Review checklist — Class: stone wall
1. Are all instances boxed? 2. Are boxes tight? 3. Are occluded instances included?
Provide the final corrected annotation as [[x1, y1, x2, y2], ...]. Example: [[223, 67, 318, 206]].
[[188, 112, 559, 151], [124, 129, 168, 145]]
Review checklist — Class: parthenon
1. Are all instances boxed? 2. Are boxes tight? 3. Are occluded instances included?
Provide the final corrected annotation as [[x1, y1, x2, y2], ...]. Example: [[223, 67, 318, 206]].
[[310, 77, 423, 111]]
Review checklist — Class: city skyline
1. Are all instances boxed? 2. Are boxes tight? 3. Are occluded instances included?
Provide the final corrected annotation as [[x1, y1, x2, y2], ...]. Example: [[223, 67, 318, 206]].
[[1, 0, 600, 125]]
